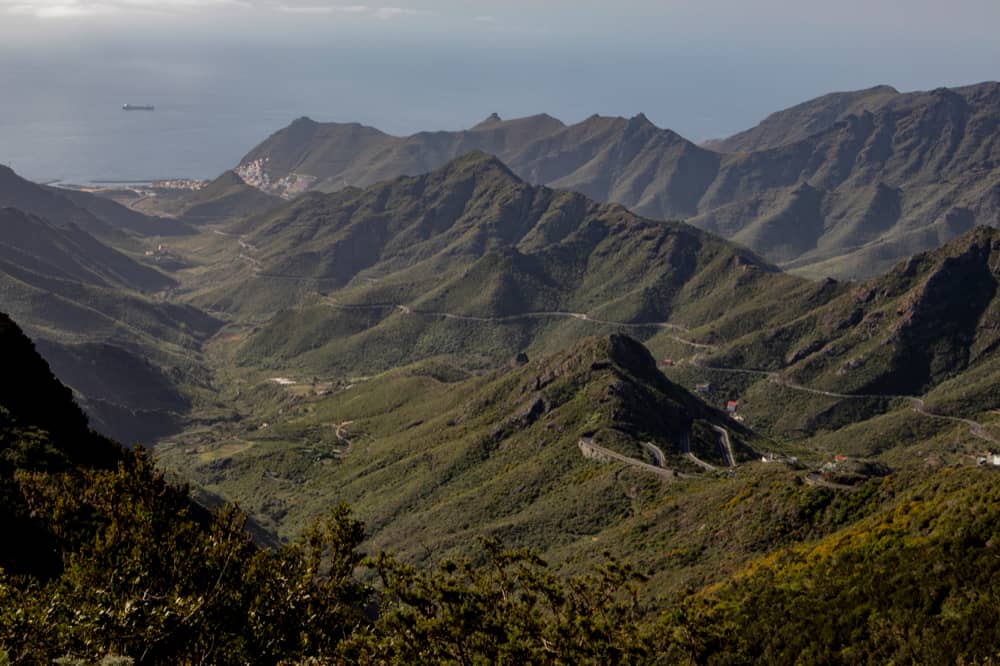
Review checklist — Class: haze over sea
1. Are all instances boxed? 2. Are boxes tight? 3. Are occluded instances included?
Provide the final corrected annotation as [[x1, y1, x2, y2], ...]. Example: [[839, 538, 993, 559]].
[[1, 0, 998, 184]]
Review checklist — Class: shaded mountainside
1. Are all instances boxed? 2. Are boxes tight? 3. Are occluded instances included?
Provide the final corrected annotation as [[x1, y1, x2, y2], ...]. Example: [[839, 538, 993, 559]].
[[47, 184, 195, 236], [0, 207, 174, 293], [0, 312, 99, 448], [0, 206, 221, 443], [236, 82, 1000, 278], [0, 312, 121, 576], [689, 82, 1000, 277], [34, 339, 195, 445], [702, 226, 1000, 398], [0, 165, 190, 238], [0, 165, 117, 238]]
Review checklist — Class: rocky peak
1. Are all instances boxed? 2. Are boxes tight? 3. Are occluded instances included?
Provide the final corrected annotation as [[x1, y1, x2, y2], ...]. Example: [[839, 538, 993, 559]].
[[473, 112, 503, 129]]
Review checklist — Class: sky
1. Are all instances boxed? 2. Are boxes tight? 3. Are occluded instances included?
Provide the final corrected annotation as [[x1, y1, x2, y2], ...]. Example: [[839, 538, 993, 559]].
[[1, 0, 999, 180], [2, 0, 1000, 137]]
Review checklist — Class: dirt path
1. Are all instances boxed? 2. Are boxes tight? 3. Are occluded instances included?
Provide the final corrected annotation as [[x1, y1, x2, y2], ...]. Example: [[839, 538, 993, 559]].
[[694, 364, 1000, 445], [323, 299, 715, 349], [211, 228, 716, 351], [804, 472, 859, 492], [333, 420, 354, 446]]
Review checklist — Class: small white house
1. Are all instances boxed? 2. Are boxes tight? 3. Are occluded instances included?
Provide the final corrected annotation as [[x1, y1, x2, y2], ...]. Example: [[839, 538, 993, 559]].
[[976, 452, 1000, 466]]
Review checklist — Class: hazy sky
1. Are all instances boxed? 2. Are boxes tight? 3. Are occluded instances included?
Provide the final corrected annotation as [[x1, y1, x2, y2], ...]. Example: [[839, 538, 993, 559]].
[[1, 0, 999, 165]]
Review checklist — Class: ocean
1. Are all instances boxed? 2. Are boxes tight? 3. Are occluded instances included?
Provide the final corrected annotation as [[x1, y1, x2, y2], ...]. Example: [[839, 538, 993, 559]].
[[0, 97, 299, 185], [4, 34, 970, 187], [0, 37, 784, 186]]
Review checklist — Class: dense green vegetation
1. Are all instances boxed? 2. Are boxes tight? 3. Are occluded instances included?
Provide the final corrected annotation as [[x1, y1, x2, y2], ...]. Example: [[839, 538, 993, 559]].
[[5, 310, 1000, 664], [653, 471, 1000, 664], [189, 152, 820, 379], [0, 314, 662, 663], [159, 334, 760, 549]]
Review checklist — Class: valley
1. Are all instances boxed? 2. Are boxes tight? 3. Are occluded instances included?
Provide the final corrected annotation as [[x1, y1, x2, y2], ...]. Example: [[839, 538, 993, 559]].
[[62, 152, 993, 588], [4, 81, 1000, 662]]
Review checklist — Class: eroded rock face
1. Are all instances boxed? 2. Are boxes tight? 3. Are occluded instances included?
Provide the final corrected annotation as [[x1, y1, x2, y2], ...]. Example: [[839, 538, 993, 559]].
[[497, 397, 547, 437]]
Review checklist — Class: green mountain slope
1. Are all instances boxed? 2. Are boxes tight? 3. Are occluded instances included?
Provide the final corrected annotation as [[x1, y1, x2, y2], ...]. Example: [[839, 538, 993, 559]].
[[167, 160, 1000, 569], [236, 112, 720, 221], [690, 83, 1000, 277], [192, 153, 821, 376], [5, 283, 1000, 663], [160, 334, 759, 547], [236, 113, 567, 195], [632, 225, 1000, 460], [171, 158, 1000, 502], [46, 183, 195, 236]]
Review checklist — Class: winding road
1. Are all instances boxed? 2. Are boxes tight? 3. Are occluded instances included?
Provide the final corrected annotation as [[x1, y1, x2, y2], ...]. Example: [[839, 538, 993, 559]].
[[332, 420, 354, 446], [579, 437, 692, 480], [680, 430, 718, 471], [713, 425, 737, 468], [695, 364, 1000, 445], [641, 441, 668, 468], [322, 298, 715, 349]]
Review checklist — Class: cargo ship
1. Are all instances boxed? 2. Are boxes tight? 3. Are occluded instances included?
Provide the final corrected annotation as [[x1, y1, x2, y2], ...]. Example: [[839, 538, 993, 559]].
[[122, 104, 155, 111]]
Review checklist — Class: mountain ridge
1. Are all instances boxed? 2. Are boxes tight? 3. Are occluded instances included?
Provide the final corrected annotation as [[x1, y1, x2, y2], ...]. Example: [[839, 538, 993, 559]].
[[233, 82, 1000, 278], [702, 84, 902, 153]]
